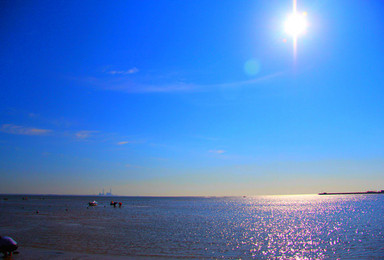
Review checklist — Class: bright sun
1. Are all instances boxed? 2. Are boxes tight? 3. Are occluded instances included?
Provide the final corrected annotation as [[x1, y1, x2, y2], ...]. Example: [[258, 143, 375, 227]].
[[284, 12, 308, 37]]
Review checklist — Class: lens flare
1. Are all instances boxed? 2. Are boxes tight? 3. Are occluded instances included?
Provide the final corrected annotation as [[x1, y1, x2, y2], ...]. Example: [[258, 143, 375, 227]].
[[244, 59, 261, 76]]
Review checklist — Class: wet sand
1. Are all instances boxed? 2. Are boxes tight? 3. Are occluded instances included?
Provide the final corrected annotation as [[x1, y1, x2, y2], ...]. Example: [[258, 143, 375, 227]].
[[5, 247, 169, 260]]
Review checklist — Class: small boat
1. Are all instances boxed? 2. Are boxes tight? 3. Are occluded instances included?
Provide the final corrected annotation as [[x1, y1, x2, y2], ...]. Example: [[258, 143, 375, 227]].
[[88, 201, 98, 206]]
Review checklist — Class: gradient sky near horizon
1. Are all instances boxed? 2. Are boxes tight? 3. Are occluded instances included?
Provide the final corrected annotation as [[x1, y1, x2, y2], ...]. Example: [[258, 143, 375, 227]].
[[1, 0, 384, 196]]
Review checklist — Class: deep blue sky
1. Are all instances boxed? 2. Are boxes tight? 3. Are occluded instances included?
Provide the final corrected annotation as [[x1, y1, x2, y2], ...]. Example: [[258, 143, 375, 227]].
[[1, 0, 384, 195]]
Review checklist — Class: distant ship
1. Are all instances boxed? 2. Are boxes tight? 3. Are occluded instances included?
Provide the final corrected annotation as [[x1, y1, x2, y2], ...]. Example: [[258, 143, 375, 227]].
[[98, 188, 113, 196], [319, 190, 384, 195]]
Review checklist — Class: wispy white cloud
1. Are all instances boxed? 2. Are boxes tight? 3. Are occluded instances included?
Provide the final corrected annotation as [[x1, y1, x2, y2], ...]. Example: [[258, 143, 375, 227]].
[[28, 113, 38, 118], [75, 130, 98, 139], [193, 135, 220, 141], [137, 83, 195, 93], [81, 77, 196, 93], [211, 72, 283, 89], [81, 71, 283, 94], [108, 67, 139, 75], [209, 149, 225, 154], [117, 141, 131, 145], [151, 157, 169, 161], [125, 164, 143, 169], [0, 124, 52, 136]]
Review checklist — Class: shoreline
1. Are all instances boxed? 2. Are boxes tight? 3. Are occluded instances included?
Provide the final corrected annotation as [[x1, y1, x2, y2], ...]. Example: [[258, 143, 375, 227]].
[[319, 191, 384, 195], [9, 247, 172, 260]]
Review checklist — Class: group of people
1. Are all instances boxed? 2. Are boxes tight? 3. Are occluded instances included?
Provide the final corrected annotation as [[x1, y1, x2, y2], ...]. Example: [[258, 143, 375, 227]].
[[110, 201, 122, 208]]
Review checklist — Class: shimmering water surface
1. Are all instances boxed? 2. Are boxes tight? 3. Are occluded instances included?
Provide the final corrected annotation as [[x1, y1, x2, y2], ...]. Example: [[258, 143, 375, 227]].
[[0, 195, 383, 259]]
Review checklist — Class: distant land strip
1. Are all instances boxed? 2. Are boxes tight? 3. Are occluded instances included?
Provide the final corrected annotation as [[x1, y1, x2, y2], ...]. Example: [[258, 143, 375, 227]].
[[319, 190, 384, 195]]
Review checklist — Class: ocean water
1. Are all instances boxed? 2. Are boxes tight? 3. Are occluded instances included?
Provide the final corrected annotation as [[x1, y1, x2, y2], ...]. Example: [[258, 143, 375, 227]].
[[0, 194, 383, 259]]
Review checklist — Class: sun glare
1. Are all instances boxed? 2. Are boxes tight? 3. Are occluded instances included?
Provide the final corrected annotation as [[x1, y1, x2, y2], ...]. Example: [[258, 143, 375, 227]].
[[284, 0, 308, 60], [284, 12, 308, 37]]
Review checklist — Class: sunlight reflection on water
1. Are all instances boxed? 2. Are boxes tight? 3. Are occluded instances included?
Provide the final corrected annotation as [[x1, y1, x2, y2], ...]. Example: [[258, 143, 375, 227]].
[[0, 195, 383, 258]]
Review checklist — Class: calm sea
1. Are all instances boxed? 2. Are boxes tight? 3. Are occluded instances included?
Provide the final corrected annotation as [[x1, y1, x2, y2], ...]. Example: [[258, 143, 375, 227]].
[[0, 195, 383, 259]]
